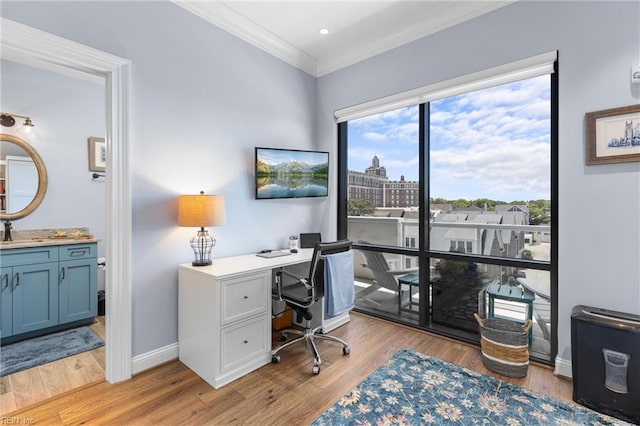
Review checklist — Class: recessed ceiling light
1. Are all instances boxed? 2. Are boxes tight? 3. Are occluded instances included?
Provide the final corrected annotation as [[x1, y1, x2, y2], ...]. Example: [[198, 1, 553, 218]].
[[319, 28, 329, 35]]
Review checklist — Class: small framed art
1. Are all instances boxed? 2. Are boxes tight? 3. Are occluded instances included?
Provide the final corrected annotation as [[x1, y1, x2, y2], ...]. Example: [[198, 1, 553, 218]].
[[586, 104, 640, 165], [88, 137, 106, 172]]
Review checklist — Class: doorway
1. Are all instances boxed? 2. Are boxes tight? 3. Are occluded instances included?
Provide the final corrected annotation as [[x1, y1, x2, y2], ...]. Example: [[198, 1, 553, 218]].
[[1, 17, 132, 394], [0, 58, 107, 412]]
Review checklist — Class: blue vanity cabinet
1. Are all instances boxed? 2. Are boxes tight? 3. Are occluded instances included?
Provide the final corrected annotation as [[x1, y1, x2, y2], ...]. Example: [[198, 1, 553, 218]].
[[0, 246, 59, 337], [12, 261, 59, 334], [59, 244, 97, 324], [0, 242, 97, 343], [1, 266, 12, 338]]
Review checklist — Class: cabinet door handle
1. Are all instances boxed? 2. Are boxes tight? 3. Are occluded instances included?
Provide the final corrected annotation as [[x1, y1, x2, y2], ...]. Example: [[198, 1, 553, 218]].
[[243, 340, 248, 344], [13, 272, 19, 288], [243, 295, 249, 300], [1, 274, 8, 292], [59, 267, 66, 283]]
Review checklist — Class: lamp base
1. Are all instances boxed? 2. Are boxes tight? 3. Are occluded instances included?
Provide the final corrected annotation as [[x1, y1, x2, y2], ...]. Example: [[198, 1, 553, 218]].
[[189, 227, 216, 267]]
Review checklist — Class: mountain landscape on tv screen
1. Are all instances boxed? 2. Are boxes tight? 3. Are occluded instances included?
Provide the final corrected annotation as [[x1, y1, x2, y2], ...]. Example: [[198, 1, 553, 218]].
[[256, 159, 328, 175]]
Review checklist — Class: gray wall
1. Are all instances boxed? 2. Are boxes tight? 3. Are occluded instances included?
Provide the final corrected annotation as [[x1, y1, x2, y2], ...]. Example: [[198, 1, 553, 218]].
[[1, 1, 321, 356], [318, 1, 640, 364], [1, 60, 106, 258]]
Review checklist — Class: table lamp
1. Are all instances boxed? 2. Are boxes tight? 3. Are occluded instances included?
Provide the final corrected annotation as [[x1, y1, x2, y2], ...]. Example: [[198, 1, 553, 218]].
[[178, 191, 225, 266]]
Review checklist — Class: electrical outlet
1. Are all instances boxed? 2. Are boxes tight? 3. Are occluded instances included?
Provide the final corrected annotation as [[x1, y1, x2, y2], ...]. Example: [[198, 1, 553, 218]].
[[632, 64, 640, 84]]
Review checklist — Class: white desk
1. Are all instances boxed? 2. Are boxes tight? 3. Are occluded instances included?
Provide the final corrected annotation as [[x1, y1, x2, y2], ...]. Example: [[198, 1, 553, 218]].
[[178, 249, 350, 389]]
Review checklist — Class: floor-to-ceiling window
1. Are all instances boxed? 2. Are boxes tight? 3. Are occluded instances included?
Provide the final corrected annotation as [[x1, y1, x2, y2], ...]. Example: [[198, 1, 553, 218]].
[[338, 54, 557, 363]]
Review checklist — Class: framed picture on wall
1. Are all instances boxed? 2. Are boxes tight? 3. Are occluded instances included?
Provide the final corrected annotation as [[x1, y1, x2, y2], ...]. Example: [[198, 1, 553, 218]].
[[88, 137, 106, 172], [586, 104, 640, 165]]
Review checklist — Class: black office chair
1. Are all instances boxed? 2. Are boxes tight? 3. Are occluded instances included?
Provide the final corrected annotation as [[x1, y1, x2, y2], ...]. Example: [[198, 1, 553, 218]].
[[271, 240, 353, 374]]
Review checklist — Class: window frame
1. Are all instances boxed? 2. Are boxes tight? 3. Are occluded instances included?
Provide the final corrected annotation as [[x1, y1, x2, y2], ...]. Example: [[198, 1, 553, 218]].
[[337, 57, 558, 364]]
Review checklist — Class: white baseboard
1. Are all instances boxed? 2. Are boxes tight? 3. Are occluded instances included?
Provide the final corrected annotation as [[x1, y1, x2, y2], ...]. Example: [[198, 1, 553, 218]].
[[323, 312, 350, 332], [130, 311, 347, 376], [554, 355, 572, 379], [132, 342, 179, 375], [130, 333, 570, 381]]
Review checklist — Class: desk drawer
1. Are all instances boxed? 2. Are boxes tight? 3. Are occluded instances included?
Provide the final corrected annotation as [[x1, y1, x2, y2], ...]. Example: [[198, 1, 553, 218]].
[[221, 315, 269, 374], [220, 272, 269, 324]]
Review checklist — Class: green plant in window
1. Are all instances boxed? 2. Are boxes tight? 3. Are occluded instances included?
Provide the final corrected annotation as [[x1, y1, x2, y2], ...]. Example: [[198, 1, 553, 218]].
[[347, 199, 376, 216]]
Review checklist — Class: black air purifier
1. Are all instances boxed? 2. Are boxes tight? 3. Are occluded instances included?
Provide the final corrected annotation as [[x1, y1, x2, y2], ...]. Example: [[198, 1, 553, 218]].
[[571, 305, 640, 424]]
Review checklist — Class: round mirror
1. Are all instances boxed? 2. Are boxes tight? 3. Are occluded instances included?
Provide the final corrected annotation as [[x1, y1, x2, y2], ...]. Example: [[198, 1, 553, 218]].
[[0, 134, 48, 220]]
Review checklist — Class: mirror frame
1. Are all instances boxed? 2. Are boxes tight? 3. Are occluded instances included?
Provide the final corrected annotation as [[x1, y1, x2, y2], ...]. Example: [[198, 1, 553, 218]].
[[0, 133, 48, 220]]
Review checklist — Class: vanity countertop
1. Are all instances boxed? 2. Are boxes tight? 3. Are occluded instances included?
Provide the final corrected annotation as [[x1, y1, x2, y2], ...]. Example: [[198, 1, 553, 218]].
[[0, 237, 100, 250]]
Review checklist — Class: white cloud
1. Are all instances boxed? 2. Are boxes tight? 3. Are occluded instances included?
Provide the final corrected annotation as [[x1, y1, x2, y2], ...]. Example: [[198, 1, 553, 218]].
[[348, 76, 551, 200], [430, 111, 454, 124], [363, 131, 387, 142], [430, 141, 550, 199], [384, 156, 419, 170]]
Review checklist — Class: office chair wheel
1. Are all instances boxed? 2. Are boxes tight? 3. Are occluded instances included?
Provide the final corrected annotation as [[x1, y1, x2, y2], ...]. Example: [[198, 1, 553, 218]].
[[279, 333, 287, 341], [312, 365, 320, 375], [343, 346, 350, 356], [271, 355, 281, 364]]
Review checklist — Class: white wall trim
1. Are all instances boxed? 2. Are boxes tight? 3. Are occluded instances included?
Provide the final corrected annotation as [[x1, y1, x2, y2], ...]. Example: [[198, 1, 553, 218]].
[[172, 1, 513, 78], [317, 2, 515, 77], [172, 1, 317, 76], [1, 17, 133, 384], [554, 355, 572, 379], [132, 343, 179, 375]]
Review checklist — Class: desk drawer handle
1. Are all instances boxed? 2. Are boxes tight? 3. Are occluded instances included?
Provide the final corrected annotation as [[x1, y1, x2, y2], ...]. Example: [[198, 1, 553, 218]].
[[69, 249, 88, 257]]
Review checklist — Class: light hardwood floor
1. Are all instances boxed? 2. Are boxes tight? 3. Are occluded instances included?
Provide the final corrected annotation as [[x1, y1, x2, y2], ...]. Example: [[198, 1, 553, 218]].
[[0, 317, 105, 414], [2, 312, 573, 424]]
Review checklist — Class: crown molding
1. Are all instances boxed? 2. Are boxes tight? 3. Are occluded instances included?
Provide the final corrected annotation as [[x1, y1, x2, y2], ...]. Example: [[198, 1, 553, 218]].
[[317, 1, 515, 76], [173, 1, 514, 78], [172, 1, 318, 76]]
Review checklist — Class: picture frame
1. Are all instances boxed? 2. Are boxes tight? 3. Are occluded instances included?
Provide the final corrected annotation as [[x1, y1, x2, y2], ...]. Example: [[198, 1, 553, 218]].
[[586, 104, 640, 165], [88, 137, 106, 172]]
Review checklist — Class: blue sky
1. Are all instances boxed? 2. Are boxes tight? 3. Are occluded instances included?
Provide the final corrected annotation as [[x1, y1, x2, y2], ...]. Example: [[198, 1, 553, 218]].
[[257, 148, 328, 166], [348, 75, 551, 201]]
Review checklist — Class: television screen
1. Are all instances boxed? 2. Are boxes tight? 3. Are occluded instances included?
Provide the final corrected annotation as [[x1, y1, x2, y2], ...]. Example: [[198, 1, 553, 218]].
[[255, 147, 329, 199]]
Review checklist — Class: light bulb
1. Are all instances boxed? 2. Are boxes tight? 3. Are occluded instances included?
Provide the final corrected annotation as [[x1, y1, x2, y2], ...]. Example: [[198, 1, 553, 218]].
[[15, 120, 36, 141]]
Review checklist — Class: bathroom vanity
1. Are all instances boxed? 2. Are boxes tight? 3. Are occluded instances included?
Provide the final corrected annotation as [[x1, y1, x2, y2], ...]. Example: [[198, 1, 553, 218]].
[[0, 239, 98, 344], [0, 135, 100, 344]]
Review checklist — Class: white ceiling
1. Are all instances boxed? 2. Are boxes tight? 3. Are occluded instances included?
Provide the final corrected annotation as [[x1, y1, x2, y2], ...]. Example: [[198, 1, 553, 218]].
[[173, 1, 514, 77]]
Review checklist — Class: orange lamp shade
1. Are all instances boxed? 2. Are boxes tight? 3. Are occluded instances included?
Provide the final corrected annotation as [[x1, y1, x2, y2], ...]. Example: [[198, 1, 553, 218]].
[[178, 193, 225, 227]]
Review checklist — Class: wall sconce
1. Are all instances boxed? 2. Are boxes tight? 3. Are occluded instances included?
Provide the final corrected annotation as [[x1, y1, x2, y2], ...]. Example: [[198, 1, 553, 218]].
[[178, 191, 226, 266], [0, 112, 35, 135]]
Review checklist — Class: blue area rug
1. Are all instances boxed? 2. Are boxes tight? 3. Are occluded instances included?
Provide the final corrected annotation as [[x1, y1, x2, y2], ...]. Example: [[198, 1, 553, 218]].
[[313, 348, 631, 425], [1, 326, 104, 377]]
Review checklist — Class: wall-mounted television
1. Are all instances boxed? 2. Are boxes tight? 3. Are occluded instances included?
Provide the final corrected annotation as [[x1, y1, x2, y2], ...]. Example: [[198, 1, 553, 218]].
[[255, 147, 329, 199]]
